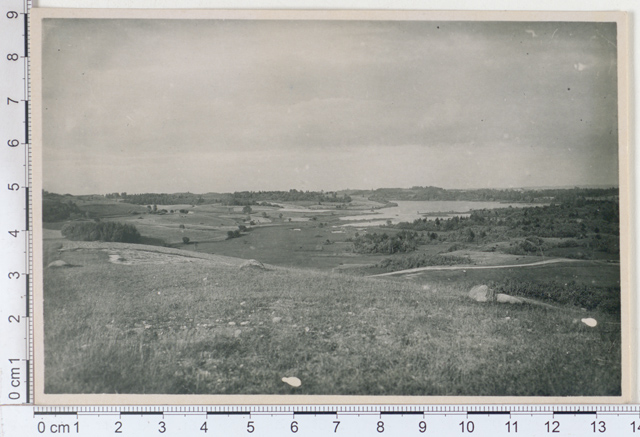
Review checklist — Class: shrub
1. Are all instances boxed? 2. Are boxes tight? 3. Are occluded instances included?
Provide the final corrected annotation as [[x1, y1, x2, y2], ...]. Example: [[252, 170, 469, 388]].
[[378, 253, 471, 271], [42, 199, 83, 222], [352, 231, 426, 254], [226, 230, 241, 239], [589, 235, 619, 254], [182, 237, 190, 244], [504, 237, 550, 256], [61, 221, 141, 243], [557, 239, 579, 248]]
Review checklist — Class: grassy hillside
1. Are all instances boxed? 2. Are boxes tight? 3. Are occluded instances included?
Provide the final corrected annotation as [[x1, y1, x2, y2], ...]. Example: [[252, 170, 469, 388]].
[[43, 240, 621, 396]]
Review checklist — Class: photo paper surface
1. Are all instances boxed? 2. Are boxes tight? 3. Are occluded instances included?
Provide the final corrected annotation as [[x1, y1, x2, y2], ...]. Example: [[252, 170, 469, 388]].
[[30, 8, 631, 404]]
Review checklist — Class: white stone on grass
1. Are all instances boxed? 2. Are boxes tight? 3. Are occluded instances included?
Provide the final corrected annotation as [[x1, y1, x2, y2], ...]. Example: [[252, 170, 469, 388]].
[[282, 376, 302, 387], [468, 285, 496, 302], [581, 318, 597, 328], [239, 259, 267, 270], [47, 260, 69, 268], [496, 294, 524, 304]]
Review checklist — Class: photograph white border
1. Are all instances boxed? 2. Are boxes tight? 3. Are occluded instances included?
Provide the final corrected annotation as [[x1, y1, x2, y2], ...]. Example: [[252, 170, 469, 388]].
[[30, 7, 633, 405]]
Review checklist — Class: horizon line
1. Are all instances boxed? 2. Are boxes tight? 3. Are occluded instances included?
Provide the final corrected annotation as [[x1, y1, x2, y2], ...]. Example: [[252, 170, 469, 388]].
[[43, 184, 620, 197]]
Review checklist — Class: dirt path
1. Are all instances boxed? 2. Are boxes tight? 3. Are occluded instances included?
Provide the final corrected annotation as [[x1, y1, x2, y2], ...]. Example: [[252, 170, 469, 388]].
[[369, 258, 583, 278]]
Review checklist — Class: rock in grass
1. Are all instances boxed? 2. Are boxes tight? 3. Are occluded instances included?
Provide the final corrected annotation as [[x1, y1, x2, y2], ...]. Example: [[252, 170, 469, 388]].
[[496, 293, 524, 304], [240, 259, 267, 270], [469, 285, 496, 302], [47, 260, 70, 268], [282, 376, 302, 387], [581, 318, 597, 327]]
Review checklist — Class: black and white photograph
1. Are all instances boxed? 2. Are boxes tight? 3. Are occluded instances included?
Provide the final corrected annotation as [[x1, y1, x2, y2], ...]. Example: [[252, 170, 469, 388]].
[[32, 9, 630, 402]]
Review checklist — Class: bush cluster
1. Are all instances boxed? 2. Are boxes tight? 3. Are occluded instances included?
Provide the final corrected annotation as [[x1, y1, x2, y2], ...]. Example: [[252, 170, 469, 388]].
[[43, 199, 83, 222], [61, 221, 141, 243], [378, 253, 471, 271], [226, 230, 241, 239], [503, 237, 550, 256], [351, 231, 426, 254]]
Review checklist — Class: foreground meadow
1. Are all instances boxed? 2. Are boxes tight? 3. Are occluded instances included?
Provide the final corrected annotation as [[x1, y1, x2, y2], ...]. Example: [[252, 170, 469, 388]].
[[43, 240, 621, 396]]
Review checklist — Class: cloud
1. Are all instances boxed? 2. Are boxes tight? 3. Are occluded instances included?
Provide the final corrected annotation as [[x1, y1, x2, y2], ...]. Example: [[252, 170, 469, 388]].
[[42, 19, 619, 193]]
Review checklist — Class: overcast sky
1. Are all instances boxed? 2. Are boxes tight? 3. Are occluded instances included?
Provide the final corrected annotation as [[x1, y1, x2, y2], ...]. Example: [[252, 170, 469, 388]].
[[42, 18, 619, 194]]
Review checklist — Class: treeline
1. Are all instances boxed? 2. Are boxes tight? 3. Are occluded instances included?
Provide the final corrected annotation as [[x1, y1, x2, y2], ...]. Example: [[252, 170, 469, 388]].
[[225, 190, 352, 205], [61, 221, 141, 243], [358, 186, 618, 204], [114, 190, 352, 206]]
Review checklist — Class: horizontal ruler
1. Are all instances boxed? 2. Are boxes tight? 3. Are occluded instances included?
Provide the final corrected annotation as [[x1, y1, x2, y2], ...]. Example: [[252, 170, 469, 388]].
[[3, 405, 640, 436]]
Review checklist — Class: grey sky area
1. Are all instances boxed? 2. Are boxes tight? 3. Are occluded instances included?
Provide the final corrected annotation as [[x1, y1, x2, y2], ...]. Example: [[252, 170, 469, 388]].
[[42, 18, 619, 194]]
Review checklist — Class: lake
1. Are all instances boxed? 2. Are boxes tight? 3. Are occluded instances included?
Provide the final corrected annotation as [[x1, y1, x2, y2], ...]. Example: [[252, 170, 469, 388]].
[[340, 200, 542, 227]]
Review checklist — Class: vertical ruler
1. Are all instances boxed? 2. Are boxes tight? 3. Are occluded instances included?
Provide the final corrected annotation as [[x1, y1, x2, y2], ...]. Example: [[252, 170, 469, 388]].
[[0, 0, 32, 405]]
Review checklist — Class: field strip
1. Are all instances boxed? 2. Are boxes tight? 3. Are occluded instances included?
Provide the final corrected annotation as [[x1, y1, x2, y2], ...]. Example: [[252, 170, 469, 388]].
[[368, 258, 583, 277], [54, 240, 248, 266]]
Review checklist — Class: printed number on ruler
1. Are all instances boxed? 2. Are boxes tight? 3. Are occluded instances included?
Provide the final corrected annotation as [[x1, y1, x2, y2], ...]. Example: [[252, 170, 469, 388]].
[[1, 0, 30, 405], [0, 406, 636, 436]]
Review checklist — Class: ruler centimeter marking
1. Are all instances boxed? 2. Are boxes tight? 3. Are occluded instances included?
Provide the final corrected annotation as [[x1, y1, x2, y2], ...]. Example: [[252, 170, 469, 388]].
[[1, 5, 636, 436], [25, 0, 33, 406], [0, 0, 31, 405], [0, 404, 639, 436]]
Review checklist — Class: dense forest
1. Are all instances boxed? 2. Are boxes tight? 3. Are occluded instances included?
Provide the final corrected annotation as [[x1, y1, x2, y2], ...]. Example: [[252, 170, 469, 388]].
[[397, 200, 618, 235]]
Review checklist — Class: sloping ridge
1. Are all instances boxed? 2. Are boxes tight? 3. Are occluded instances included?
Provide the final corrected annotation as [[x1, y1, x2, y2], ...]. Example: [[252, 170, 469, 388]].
[[55, 240, 254, 268]]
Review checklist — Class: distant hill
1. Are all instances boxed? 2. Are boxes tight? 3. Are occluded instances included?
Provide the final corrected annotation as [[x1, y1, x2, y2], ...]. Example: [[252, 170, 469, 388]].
[[44, 185, 619, 216], [346, 186, 618, 203]]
